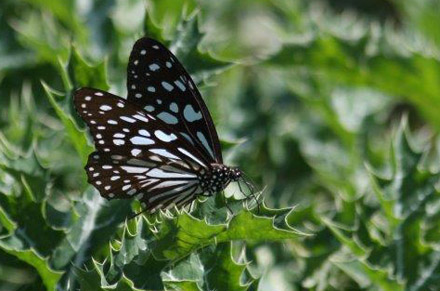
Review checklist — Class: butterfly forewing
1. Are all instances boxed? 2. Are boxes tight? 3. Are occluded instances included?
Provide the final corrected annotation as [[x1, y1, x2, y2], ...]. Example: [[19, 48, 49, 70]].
[[126, 37, 223, 164], [74, 88, 207, 211]]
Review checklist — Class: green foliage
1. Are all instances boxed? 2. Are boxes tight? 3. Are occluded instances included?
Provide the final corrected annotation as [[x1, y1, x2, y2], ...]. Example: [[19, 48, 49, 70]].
[[2, 0, 440, 290]]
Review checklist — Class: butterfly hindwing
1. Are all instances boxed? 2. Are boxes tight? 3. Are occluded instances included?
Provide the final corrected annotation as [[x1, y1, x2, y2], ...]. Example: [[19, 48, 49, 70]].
[[74, 87, 206, 211], [126, 37, 223, 164]]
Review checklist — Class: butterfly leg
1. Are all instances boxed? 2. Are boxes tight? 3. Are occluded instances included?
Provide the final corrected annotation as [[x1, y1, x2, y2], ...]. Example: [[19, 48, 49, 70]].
[[223, 193, 234, 215]]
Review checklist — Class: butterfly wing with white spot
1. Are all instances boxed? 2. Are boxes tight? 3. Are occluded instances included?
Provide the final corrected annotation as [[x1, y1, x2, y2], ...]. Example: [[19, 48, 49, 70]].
[[126, 37, 222, 164], [74, 87, 206, 211]]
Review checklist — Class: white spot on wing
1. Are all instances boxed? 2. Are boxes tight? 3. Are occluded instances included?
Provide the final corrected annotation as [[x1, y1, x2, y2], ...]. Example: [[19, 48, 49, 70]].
[[183, 105, 202, 122], [130, 136, 155, 145], [113, 139, 125, 146], [120, 116, 136, 123], [174, 80, 186, 91], [161, 81, 174, 91], [139, 130, 150, 136], [178, 148, 206, 167], [197, 131, 215, 158], [121, 166, 149, 173], [100, 105, 112, 111], [145, 106, 155, 112], [133, 114, 149, 122], [170, 102, 178, 113], [154, 130, 177, 142], [180, 132, 194, 144], [150, 180, 187, 190], [149, 183, 196, 202], [157, 112, 178, 124], [149, 149, 180, 160], [146, 168, 196, 179], [131, 149, 142, 156], [149, 64, 160, 71]]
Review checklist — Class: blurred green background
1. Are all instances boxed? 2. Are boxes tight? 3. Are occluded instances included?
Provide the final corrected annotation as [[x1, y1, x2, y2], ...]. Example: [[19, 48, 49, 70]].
[[2, 0, 440, 290]]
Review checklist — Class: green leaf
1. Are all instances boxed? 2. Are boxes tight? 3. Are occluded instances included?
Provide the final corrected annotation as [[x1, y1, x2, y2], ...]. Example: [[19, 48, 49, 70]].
[[0, 178, 64, 257], [0, 149, 49, 202], [162, 242, 255, 290], [170, 14, 233, 83], [164, 281, 201, 291], [42, 82, 93, 165], [202, 242, 249, 291], [150, 203, 305, 261], [68, 47, 110, 90], [0, 238, 62, 291], [329, 121, 440, 289], [145, 0, 198, 40], [266, 32, 440, 129], [51, 189, 132, 269], [333, 259, 404, 291]]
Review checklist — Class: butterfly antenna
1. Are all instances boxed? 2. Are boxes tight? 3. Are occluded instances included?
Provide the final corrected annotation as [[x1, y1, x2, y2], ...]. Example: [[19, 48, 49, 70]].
[[240, 172, 261, 213]]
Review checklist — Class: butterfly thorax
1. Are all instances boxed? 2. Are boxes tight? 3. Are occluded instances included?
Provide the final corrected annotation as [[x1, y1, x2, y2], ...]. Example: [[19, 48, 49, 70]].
[[198, 164, 241, 194]]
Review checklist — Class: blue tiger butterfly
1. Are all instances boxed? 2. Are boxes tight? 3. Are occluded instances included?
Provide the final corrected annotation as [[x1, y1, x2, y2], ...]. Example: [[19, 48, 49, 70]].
[[74, 37, 253, 213]]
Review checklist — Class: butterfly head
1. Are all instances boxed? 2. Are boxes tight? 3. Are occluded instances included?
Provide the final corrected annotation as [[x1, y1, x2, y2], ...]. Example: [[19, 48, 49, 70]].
[[229, 167, 242, 181]]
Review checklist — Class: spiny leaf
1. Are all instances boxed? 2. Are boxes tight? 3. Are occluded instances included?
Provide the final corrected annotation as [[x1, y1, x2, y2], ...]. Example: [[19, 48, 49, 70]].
[[0, 206, 16, 236], [170, 13, 233, 82], [163, 242, 252, 291], [333, 259, 404, 291], [68, 47, 110, 90], [331, 121, 440, 288], [51, 189, 132, 270], [0, 177, 64, 257], [0, 238, 63, 291], [149, 202, 306, 261], [0, 149, 49, 202], [145, 0, 198, 41], [266, 32, 440, 129], [202, 242, 249, 291], [42, 82, 93, 165]]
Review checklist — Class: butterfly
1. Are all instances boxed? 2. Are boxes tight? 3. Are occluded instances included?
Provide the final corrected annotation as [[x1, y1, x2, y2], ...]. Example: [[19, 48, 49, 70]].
[[74, 37, 254, 213]]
